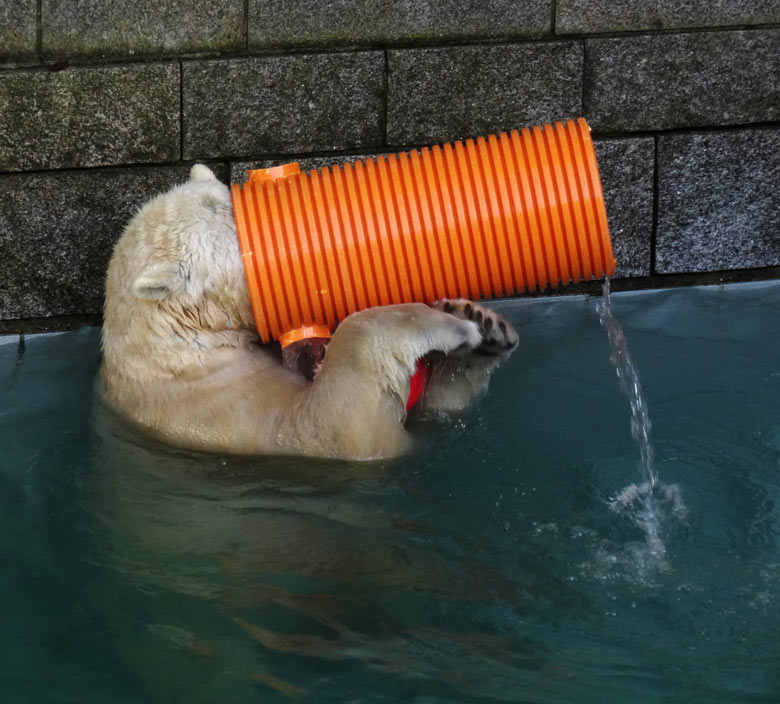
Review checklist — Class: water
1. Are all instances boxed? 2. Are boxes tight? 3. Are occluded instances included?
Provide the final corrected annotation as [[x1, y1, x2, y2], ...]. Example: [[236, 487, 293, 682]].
[[596, 279, 686, 570], [2, 281, 780, 703], [597, 279, 657, 488]]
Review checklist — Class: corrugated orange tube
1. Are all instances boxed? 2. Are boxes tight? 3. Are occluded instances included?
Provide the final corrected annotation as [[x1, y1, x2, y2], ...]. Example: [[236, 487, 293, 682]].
[[231, 118, 615, 346]]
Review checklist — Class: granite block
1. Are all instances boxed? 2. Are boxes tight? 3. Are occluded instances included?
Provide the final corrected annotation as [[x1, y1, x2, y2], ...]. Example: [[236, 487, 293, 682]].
[[594, 138, 654, 277], [249, 0, 550, 49], [387, 42, 583, 146], [585, 30, 780, 132], [0, 0, 37, 64], [41, 0, 244, 60], [0, 165, 230, 319], [558, 0, 780, 33], [656, 129, 780, 274], [0, 64, 180, 172], [183, 54, 385, 160]]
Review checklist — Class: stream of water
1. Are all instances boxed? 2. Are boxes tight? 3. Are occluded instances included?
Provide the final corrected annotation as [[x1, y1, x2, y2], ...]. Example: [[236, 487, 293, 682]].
[[596, 279, 686, 568]]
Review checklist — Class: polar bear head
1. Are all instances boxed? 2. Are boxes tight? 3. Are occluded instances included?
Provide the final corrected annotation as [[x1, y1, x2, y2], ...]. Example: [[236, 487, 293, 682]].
[[102, 165, 256, 382]]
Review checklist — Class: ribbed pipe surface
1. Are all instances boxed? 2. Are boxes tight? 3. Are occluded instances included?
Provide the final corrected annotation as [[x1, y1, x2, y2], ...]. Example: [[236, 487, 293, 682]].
[[231, 117, 615, 343]]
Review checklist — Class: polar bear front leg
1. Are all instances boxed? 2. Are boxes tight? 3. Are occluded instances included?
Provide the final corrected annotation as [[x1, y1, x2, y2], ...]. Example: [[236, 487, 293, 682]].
[[314, 302, 483, 398], [289, 304, 484, 459], [417, 299, 519, 413]]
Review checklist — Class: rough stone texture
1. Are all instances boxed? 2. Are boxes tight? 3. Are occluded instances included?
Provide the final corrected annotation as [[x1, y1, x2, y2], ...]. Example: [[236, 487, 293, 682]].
[[558, 0, 780, 33], [0, 165, 228, 319], [593, 138, 654, 277], [41, 0, 244, 60], [387, 42, 583, 146], [0, 64, 180, 172], [586, 30, 780, 132], [183, 53, 385, 160], [0, 0, 37, 64], [249, 0, 550, 49], [656, 129, 780, 274]]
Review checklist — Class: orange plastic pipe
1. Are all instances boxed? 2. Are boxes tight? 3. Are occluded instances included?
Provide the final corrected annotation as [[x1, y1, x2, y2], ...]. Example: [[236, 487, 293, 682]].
[[231, 118, 616, 346]]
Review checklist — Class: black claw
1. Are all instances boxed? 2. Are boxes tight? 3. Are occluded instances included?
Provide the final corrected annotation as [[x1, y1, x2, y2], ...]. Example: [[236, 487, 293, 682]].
[[475, 347, 500, 357], [464, 303, 473, 319], [443, 301, 453, 314], [484, 316, 493, 331], [475, 310, 483, 323], [498, 320, 507, 333]]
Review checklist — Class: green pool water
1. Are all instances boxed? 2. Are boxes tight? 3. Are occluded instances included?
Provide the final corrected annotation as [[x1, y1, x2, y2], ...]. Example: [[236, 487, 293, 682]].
[[1, 281, 779, 703]]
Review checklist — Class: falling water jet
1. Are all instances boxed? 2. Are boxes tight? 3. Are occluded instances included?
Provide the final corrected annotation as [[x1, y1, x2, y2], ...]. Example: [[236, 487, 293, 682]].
[[597, 279, 657, 488], [595, 279, 685, 565]]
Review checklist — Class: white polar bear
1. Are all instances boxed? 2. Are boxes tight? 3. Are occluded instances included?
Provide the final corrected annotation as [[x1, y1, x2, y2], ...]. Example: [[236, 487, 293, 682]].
[[100, 165, 518, 460]]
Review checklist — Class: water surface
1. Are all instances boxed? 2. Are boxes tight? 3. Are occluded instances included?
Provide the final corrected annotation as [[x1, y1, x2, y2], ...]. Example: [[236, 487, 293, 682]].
[[1, 282, 779, 703]]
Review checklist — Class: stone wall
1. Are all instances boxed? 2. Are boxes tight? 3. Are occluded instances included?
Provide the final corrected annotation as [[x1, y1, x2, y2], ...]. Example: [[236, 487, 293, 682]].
[[1, 1, 779, 329]]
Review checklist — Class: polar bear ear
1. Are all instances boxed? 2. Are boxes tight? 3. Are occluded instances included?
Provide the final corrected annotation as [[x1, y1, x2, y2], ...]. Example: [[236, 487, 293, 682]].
[[189, 164, 217, 182], [132, 263, 182, 300]]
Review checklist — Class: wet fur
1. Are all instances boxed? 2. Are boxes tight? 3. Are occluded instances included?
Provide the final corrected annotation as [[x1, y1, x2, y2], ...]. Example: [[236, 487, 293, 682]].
[[100, 166, 518, 460]]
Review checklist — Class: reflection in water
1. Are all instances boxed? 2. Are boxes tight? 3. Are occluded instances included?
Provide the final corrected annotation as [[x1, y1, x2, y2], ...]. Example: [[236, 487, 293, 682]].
[[87, 402, 574, 702]]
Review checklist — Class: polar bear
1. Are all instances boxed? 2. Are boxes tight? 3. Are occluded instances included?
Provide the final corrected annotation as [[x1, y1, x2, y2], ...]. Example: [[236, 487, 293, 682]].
[[100, 165, 518, 460]]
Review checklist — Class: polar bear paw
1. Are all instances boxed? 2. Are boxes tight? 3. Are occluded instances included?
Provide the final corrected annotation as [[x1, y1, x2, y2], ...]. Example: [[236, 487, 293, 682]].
[[435, 299, 518, 356]]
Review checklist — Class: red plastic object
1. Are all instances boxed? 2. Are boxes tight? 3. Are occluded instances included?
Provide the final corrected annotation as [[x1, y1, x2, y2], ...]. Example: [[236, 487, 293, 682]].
[[406, 359, 432, 411]]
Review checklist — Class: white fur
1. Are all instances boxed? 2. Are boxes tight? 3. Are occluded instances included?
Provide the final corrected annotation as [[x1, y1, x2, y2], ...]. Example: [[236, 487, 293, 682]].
[[100, 165, 513, 460]]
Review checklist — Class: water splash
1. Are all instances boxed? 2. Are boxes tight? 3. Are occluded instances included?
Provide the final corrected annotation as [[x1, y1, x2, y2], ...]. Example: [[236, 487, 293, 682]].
[[595, 279, 686, 568]]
